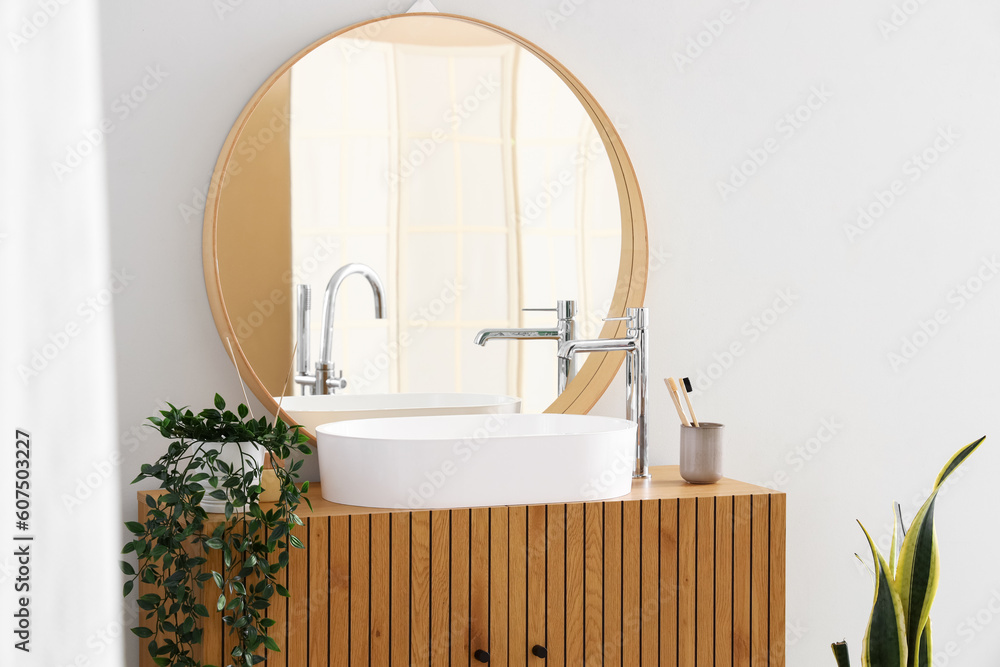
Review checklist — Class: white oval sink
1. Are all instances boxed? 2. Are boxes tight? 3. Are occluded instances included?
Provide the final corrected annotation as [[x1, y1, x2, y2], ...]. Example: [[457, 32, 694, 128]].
[[316, 413, 636, 509], [275, 393, 521, 433]]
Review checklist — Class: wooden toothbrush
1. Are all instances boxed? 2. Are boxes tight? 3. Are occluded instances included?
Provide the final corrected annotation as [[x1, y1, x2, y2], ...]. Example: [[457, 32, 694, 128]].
[[665, 378, 690, 426], [679, 377, 700, 427]]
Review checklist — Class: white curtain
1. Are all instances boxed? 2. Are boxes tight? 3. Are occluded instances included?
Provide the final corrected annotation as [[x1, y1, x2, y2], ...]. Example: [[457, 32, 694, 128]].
[[0, 1, 124, 666]]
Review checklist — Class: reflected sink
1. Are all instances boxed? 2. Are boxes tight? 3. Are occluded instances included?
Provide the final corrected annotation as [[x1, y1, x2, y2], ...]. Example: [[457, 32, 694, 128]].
[[276, 393, 521, 433], [316, 413, 636, 509]]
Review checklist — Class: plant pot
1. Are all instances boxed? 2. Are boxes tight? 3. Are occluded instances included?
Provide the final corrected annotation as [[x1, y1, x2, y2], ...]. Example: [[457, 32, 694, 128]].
[[192, 441, 265, 513]]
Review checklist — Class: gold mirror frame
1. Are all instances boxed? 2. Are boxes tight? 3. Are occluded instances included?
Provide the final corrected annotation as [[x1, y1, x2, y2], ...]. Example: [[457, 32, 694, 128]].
[[203, 13, 648, 434]]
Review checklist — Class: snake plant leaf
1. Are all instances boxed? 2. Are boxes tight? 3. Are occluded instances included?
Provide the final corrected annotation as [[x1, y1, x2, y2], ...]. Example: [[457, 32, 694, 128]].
[[896, 436, 984, 667], [832, 641, 852, 666], [918, 625, 931, 667], [889, 508, 899, 575], [858, 521, 907, 667]]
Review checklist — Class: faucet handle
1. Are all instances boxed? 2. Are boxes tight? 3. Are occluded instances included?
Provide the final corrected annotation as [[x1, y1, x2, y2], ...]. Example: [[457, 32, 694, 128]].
[[604, 307, 648, 328], [325, 369, 347, 391], [523, 300, 576, 319]]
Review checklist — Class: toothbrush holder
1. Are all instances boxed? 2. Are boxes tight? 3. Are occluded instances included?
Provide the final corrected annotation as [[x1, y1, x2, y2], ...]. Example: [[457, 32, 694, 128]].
[[679, 422, 724, 484]]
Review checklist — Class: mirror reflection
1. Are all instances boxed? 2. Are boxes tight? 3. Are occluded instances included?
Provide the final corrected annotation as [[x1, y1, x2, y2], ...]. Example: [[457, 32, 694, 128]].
[[216, 16, 623, 419]]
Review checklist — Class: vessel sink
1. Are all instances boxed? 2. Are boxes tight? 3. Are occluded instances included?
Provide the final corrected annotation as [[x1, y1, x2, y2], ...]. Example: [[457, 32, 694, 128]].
[[276, 392, 521, 433], [316, 413, 637, 509]]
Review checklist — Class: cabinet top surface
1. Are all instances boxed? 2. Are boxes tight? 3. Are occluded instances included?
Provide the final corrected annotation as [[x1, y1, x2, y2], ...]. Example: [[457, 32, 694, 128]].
[[139, 465, 780, 519]]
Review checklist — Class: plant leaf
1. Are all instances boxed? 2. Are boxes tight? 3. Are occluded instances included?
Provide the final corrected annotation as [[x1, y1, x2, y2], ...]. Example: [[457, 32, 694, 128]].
[[858, 521, 906, 667], [889, 507, 898, 576], [918, 624, 931, 667], [832, 641, 852, 667], [896, 436, 984, 666]]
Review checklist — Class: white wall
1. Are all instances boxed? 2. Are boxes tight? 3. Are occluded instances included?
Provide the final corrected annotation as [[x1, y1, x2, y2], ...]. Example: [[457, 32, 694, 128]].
[[96, 0, 1000, 664]]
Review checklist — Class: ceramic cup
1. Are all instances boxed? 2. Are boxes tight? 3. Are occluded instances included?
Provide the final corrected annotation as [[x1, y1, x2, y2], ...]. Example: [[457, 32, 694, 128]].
[[192, 441, 265, 513], [679, 423, 724, 484]]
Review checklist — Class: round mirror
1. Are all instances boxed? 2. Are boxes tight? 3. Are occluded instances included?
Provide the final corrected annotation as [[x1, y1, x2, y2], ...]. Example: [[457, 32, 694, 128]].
[[203, 13, 647, 438]]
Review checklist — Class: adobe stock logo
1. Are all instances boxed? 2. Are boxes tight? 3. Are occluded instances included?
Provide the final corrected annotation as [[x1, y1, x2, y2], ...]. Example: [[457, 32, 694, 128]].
[[7, 0, 72, 52], [843, 126, 958, 243], [716, 86, 833, 201], [51, 66, 169, 182], [17, 269, 135, 384], [887, 255, 999, 371]]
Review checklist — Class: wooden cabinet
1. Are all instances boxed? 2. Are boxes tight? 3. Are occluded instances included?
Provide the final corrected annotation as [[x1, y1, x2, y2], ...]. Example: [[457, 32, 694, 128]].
[[139, 466, 785, 666]]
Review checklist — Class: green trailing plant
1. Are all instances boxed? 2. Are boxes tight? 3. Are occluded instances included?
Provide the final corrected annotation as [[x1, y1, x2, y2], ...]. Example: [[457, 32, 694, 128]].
[[120, 394, 312, 667], [831, 436, 986, 667]]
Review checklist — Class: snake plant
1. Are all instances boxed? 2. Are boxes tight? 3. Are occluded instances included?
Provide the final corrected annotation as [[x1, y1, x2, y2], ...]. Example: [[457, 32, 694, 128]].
[[831, 436, 985, 667]]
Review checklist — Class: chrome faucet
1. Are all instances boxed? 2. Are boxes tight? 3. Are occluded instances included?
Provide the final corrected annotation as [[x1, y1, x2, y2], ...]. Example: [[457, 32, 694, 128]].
[[474, 300, 577, 393], [557, 307, 649, 479], [294, 263, 387, 395]]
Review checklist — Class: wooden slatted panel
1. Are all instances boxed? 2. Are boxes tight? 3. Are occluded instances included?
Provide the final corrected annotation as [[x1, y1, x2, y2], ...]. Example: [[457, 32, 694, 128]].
[[193, 520, 224, 667], [604, 501, 622, 665], [770, 495, 786, 667], [640, 500, 659, 666], [430, 511, 451, 666], [545, 504, 565, 666], [287, 520, 309, 667], [733, 495, 752, 666], [451, 510, 471, 667], [527, 505, 546, 661], [207, 540, 227, 667], [267, 524, 288, 667], [411, 511, 431, 666], [223, 540, 240, 667], [246, 550, 268, 666], [584, 502, 603, 667], [622, 501, 641, 667], [698, 497, 716, 664], [660, 499, 678, 667], [470, 508, 490, 663], [351, 515, 370, 667], [752, 495, 770, 665], [490, 507, 509, 665], [310, 517, 330, 667], [244, 556, 268, 662], [138, 478, 786, 667], [371, 513, 391, 666], [330, 515, 351, 667], [509, 506, 527, 667], [678, 498, 697, 666], [565, 503, 585, 666], [716, 496, 734, 667], [136, 502, 156, 667], [390, 512, 410, 667]]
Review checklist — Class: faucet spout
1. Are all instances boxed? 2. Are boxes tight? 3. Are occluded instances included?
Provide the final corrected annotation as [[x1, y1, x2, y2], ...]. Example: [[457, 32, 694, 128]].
[[474, 328, 560, 346], [557, 337, 635, 359], [473, 300, 578, 392], [317, 263, 387, 367]]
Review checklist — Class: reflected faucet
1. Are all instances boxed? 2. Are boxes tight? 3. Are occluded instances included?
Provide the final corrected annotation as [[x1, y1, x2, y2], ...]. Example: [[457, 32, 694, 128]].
[[474, 300, 577, 393], [557, 307, 649, 479], [294, 263, 387, 395]]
